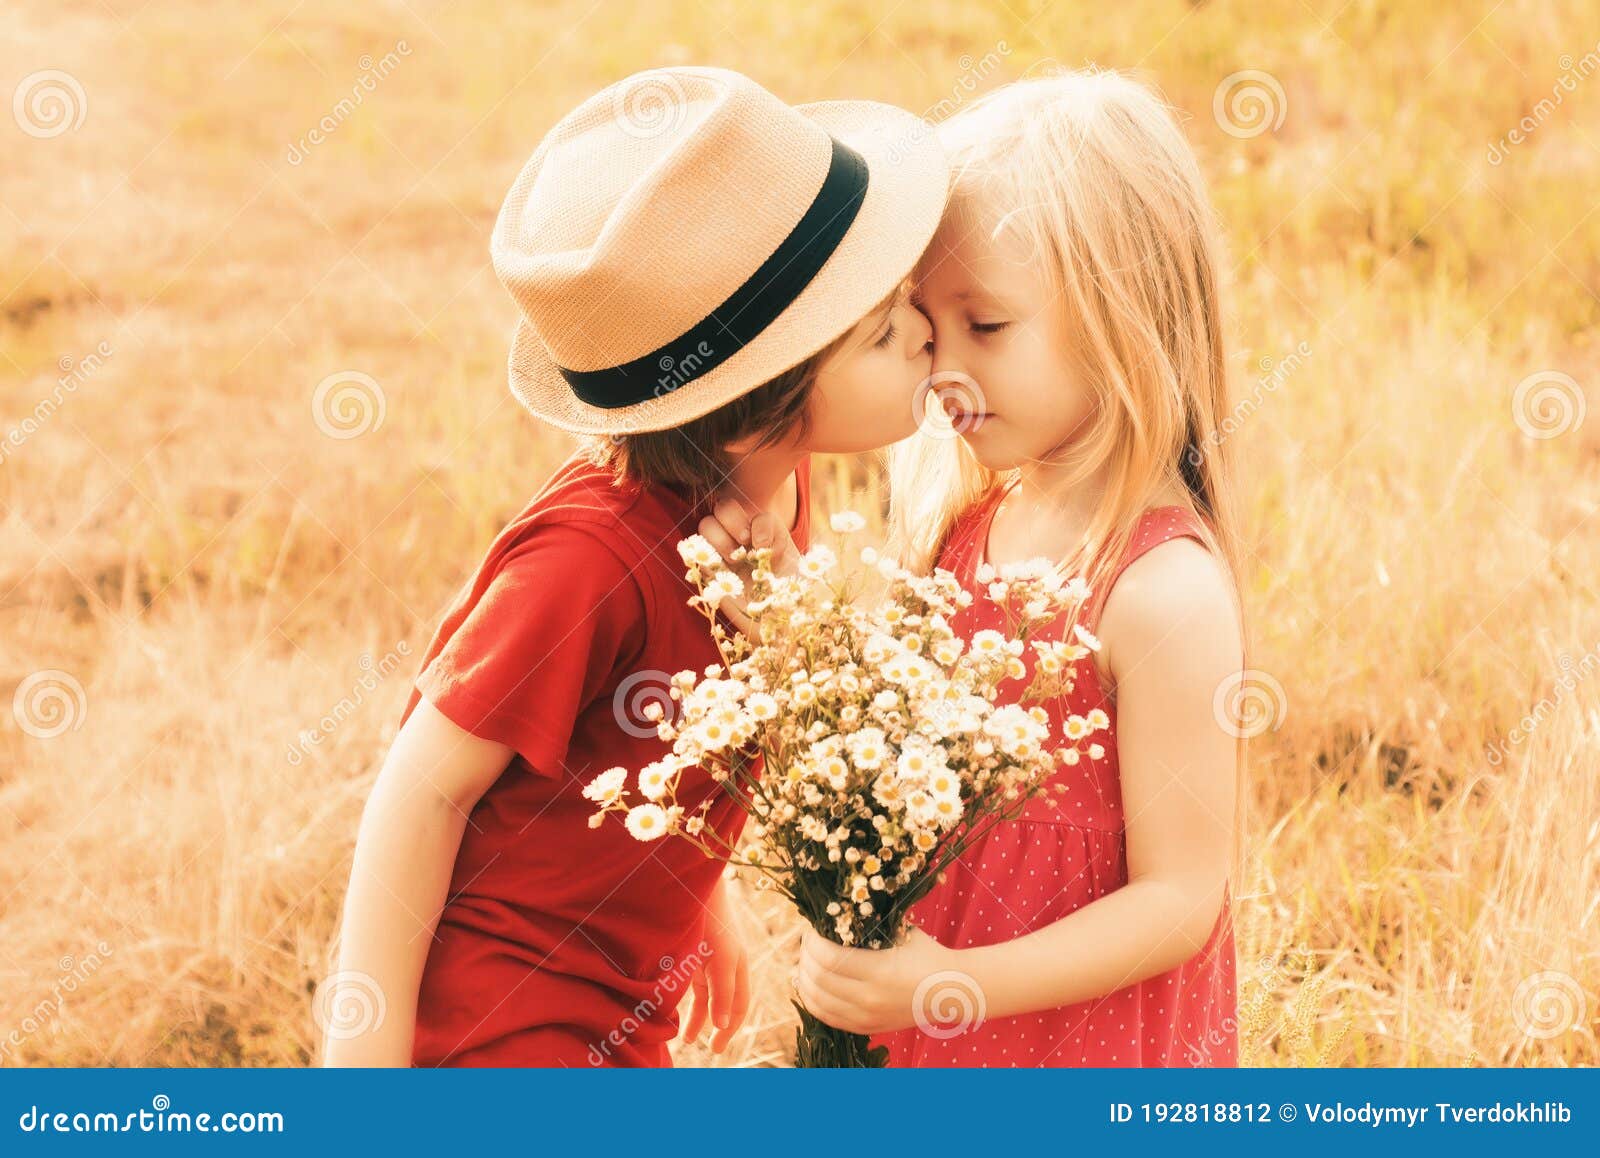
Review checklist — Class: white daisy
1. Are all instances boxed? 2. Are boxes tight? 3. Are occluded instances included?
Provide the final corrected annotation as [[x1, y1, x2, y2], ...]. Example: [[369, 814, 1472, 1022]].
[[797, 544, 837, 579], [677, 535, 722, 569], [583, 766, 627, 803], [847, 727, 888, 770], [624, 803, 670, 841], [971, 629, 1007, 657], [638, 761, 673, 802]]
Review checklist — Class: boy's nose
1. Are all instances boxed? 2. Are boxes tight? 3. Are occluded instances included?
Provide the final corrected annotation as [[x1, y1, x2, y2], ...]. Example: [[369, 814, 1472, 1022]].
[[905, 305, 934, 358]]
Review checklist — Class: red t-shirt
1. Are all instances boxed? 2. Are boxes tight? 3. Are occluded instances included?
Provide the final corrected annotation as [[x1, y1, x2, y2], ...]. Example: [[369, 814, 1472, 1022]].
[[401, 451, 810, 1067]]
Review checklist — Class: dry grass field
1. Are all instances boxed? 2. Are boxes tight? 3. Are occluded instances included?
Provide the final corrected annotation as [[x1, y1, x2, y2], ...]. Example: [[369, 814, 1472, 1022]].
[[2, 0, 1597, 1066]]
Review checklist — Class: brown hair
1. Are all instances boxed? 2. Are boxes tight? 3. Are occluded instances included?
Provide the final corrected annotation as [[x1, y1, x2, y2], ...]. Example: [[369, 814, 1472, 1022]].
[[588, 310, 871, 501]]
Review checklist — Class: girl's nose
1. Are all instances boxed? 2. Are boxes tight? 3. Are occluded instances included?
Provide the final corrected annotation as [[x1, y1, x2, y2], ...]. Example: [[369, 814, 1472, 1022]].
[[929, 337, 963, 381]]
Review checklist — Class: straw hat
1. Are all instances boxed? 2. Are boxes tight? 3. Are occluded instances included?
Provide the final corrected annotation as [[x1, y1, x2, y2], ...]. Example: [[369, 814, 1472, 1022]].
[[490, 66, 949, 435]]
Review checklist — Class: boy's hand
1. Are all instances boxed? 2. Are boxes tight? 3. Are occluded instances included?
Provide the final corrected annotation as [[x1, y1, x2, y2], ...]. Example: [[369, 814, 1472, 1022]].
[[680, 881, 751, 1054], [696, 497, 800, 634]]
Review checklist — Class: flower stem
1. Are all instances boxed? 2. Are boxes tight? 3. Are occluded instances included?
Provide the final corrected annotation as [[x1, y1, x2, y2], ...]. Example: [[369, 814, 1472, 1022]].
[[791, 1002, 889, 1068]]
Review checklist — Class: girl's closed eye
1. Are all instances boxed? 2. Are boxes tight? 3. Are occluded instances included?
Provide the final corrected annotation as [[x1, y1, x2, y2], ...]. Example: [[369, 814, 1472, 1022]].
[[970, 319, 1010, 335], [873, 320, 899, 348]]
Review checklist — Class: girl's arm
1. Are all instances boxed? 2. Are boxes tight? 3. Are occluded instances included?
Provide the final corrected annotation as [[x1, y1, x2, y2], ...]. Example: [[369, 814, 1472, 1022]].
[[795, 538, 1243, 1032], [321, 697, 514, 1066]]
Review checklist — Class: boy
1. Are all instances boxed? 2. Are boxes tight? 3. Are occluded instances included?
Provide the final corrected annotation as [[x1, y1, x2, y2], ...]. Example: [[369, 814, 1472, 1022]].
[[323, 66, 947, 1066]]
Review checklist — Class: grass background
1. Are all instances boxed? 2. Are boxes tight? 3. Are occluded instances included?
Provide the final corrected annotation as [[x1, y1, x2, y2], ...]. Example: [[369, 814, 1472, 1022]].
[[2, 0, 1597, 1066]]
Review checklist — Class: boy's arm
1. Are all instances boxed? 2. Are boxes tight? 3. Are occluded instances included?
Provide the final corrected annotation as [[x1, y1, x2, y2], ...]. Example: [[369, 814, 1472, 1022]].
[[322, 697, 513, 1066]]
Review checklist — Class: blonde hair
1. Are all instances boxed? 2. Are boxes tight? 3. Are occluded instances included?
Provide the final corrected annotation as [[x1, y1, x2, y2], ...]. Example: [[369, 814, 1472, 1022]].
[[888, 68, 1249, 885], [887, 68, 1242, 602]]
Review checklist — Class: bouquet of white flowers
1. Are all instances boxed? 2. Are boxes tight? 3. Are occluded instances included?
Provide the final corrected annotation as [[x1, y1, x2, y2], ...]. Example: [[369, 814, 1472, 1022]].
[[584, 514, 1107, 1066]]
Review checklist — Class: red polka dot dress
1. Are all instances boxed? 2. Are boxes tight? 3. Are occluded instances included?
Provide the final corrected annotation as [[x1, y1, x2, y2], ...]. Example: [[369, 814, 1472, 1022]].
[[878, 494, 1239, 1067]]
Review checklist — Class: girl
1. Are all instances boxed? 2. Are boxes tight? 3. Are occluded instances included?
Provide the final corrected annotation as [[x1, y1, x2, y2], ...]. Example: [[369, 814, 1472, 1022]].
[[791, 69, 1246, 1066]]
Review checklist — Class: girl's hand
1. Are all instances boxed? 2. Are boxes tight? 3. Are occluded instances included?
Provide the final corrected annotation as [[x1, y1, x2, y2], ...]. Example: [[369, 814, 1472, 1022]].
[[680, 882, 751, 1053], [794, 925, 961, 1036], [696, 497, 800, 634]]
